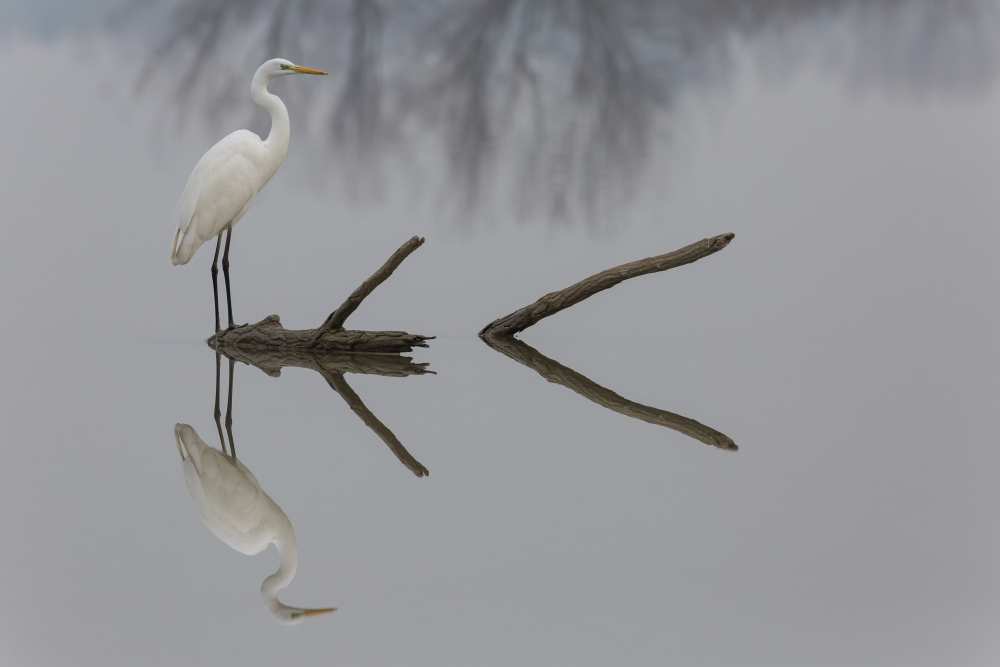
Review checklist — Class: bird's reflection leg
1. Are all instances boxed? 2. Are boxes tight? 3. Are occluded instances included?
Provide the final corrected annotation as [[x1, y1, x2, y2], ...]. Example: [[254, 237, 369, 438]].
[[210, 233, 222, 333], [213, 352, 227, 453], [221, 226, 235, 330], [224, 356, 237, 458], [318, 367, 429, 477]]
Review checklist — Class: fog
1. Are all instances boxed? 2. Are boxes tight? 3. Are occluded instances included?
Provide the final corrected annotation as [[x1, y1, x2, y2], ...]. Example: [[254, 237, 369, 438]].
[[0, 2, 998, 666]]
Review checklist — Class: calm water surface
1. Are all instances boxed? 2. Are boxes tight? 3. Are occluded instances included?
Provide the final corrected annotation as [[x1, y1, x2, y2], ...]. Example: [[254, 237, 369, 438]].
[[1, 3, 998, 665]]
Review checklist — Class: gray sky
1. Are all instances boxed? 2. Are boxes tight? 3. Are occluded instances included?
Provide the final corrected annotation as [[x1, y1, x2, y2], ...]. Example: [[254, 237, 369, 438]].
[[0, 4, 998, 666], [0, 0, 125, 36]]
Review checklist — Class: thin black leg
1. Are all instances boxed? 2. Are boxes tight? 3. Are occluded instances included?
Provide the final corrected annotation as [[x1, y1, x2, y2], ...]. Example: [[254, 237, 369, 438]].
[[224, 356, 236, 459], [221, 227, 234, 329], [211, 234, 222, 333], [213, 352, 227, 454]]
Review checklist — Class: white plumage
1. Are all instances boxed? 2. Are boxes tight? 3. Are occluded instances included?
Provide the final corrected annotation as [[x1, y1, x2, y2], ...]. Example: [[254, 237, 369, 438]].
[[176, 421, 272, 555], [171, 130, 262, 266], [174, 423, 335, 623], [170, 58, 327, 330]]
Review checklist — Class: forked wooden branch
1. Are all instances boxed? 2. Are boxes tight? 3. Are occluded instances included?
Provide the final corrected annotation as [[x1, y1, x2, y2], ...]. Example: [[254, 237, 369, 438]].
[[479, 233, 736, 450], [209, 315, 431, 354], [483, 336, 736, 451], [208, 236, 432, 354], [479, 233, 734, 338], [209, 341, 433, 378]]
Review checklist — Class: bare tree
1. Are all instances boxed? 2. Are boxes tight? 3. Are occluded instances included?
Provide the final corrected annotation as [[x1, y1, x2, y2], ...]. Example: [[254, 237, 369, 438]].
[[129, 0, 1000, 224]]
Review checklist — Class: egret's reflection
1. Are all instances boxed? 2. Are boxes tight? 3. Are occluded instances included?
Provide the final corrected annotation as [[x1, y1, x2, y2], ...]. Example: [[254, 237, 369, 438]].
[[174, 354, 335, 624], [482, 336, 736, 451]]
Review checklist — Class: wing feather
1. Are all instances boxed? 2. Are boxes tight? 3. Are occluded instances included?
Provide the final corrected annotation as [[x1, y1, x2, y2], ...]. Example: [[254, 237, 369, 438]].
[[171, 130, 263, 265]]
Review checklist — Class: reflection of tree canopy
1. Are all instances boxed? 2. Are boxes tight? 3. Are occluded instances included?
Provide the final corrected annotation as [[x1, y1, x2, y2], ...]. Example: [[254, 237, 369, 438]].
[[133, 0, 999, 224]]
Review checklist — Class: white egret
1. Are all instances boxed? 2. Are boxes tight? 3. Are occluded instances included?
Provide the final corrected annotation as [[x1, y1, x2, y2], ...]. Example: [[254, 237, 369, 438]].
[[174, 422, 336, 624], [170, 58, 327, 331]]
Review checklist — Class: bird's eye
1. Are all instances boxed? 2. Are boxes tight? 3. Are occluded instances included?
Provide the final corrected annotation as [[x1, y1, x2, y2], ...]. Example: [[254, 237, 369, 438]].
[[279, 64, 291, 70]]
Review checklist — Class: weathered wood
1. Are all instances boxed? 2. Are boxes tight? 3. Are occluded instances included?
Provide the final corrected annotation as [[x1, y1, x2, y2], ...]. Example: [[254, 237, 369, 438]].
[[206, 236, 432, 353], [483, 335, 736, 451], [480, 233, 734, 337], [318, 236, 426, 334], [479, 232, 737, 450], [209, 314, 432, 354], [210, 337, 432, 378]]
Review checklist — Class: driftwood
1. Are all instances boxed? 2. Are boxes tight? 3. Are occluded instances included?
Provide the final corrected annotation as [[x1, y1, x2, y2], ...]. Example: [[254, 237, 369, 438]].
[[483, 336, 736, 451], [480, 233, 734, 337], [480, 233, 736, 450], [208, 236, 432, 354], [215, 346, 431, 477], [212, 337, 432, 378]]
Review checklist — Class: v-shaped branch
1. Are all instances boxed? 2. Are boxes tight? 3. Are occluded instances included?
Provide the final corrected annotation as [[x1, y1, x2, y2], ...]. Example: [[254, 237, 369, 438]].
[[209, 236, 432, 354], [480, 233, 736, 451]]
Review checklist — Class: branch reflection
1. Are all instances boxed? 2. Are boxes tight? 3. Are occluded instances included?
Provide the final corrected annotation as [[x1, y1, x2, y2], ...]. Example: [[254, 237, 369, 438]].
[[211, 342, 432, 476], [482, 335, 736, 451]]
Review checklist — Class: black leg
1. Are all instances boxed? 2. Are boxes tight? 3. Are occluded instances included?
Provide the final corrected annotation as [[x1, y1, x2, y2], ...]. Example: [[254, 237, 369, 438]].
[[225, 356, 236, 459], [213, 352, 227, 454], [221, 227, 235, 329], [211, 234, 222, 333]]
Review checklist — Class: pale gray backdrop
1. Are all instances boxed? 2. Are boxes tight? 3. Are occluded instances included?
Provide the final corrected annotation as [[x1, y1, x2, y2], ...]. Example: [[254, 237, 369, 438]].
[[1, 2, 998, 666]]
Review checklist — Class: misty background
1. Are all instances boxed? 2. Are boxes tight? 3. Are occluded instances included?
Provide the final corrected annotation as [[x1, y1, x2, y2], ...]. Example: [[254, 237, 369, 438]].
[[0, 1, 998, 666]]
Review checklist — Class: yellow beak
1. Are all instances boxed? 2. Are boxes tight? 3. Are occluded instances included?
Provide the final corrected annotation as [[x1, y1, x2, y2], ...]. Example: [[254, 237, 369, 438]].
[[290, 65, 328, 75], [300, 607, 337, 617]]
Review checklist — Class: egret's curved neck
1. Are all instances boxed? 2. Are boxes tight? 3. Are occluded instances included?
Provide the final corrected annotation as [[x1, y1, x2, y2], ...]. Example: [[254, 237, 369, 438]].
[[261, 525, 299, 615], [250, 69, 290, 162]]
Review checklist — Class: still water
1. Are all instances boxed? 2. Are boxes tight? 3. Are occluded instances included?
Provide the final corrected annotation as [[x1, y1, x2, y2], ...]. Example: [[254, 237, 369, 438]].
[[1, 2, 998, 665]]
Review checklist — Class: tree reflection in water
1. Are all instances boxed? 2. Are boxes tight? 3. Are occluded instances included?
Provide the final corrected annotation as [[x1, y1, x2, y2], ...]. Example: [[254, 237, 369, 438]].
[[130, 0, 999, 222]]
